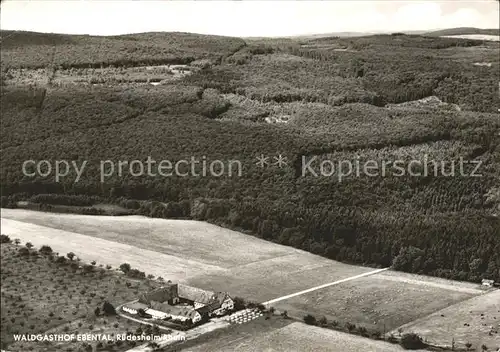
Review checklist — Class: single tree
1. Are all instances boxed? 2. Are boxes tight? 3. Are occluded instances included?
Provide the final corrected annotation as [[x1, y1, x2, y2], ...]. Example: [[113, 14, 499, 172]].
[[304, 314, 317, 325], [346, 322, 356, 332], [318, 316, 328, 326], [14, 238, 21, 245], [119, 263, 131, 274], [102, 301, 116, 315], [25, 242, 33, 249], [233, 297, 246, 310], [55, 256, 66, 264], [39, 245, 53, 255], [465, 342, 472, 350], [400, 333, 426, 350]]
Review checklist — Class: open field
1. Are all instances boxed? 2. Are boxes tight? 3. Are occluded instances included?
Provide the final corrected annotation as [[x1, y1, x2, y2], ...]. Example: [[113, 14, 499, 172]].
[[0, 242, 159, 351], [2, 209, 493, 343], [1, 209, 293, 269], [1, 217, 227, 283], [390, 290, 500, 351], [275, 270, 486, 332], [1, 209, 373, 300], [181, 320, 427, 352]]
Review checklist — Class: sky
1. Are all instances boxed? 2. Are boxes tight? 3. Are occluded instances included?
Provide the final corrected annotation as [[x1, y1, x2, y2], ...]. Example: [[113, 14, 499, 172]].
[[0, 0, 498, 37]]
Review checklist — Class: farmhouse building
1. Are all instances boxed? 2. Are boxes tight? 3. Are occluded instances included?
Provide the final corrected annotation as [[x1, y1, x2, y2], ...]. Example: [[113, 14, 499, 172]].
[[144, 308, 169, 320], [150, 301, 202, 323], [135, 283, 234, 322], [122, 302, 148, 315]]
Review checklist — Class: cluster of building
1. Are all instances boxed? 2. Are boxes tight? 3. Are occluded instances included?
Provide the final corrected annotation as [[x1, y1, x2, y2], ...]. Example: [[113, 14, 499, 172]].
[[122, 283, 234, 324]]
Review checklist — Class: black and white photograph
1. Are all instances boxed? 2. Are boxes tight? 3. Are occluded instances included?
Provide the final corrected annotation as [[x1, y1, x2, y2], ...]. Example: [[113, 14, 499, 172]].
[[0, 1, 499, 351]]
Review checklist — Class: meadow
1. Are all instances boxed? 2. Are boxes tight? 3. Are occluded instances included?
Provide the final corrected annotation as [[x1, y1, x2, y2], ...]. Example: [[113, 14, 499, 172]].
[[4, 208, 497, 352], [390, 290, 500, 351], [275, 270, 484, 332], [1, 209, 372, 297], [181, 320, 428, 352]]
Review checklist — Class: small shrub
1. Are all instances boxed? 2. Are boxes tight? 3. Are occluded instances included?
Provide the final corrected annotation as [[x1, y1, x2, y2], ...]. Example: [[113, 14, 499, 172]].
[[318, 316, 328, 326], [39, 245, 53, 255], [303, 314, 317, 325], [400, 333, 426, 350]]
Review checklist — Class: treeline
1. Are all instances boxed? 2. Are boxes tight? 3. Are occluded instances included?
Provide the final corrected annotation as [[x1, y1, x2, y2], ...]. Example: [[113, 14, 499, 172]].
[[3, 192, 498, 283]]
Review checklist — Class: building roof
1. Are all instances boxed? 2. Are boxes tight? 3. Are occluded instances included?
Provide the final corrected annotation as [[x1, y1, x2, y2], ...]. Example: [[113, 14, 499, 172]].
[[140, 284, 178, 304], [150, 301, 200, 318], [140, 284, 232, 312], [195, 305, 213, 316], [178, 284, 217, 305], [145, 308, 169, 317], [124, 302, 149, 311], [213, 292, 231, 304], [196, 300, 221, 315]]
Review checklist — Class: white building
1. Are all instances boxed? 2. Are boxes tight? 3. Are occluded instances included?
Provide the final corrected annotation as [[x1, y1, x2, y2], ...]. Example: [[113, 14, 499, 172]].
[[482, 279, 495, 287], [122, 302, 149, 315], [145, 308, 169, 320]]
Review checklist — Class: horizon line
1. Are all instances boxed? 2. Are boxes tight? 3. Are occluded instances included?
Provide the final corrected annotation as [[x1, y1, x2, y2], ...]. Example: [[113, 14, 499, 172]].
[[1, 26, 498, 39]]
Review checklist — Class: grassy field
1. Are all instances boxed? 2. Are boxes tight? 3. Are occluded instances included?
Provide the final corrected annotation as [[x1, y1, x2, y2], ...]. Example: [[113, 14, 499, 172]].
[[0, 242, 160, 351], [3, 208, 493, 346], [274, 270, 485, 332], [390, 290, 500, 351], [0, 217, 227, 283], [181, 320, 427, 352], [1, 209, 372, 298]]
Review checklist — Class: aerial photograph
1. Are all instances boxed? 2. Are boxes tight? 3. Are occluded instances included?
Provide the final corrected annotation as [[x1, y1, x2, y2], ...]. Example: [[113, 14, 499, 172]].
[[0, 0, 499, 351]]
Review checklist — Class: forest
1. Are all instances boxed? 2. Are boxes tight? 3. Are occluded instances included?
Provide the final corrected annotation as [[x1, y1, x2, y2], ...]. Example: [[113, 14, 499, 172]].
[[1, 31, 499, 283]]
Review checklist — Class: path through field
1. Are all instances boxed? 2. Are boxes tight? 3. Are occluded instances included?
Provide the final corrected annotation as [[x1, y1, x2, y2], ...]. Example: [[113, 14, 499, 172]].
[[263, 267, 390, 305]]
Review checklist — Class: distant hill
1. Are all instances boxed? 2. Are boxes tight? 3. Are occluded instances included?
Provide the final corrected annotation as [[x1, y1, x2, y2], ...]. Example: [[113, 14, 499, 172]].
[[0, 30, 246, 69], [425, 27, 499, 36]]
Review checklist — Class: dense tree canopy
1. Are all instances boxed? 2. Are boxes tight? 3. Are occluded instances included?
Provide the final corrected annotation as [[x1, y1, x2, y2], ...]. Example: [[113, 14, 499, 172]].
[[1, 32, 499, 283]]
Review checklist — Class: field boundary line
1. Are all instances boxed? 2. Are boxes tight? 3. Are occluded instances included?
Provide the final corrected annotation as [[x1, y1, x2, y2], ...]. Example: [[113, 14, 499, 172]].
[[263, 267, 390, 306], [384, 288, 499, 337]]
